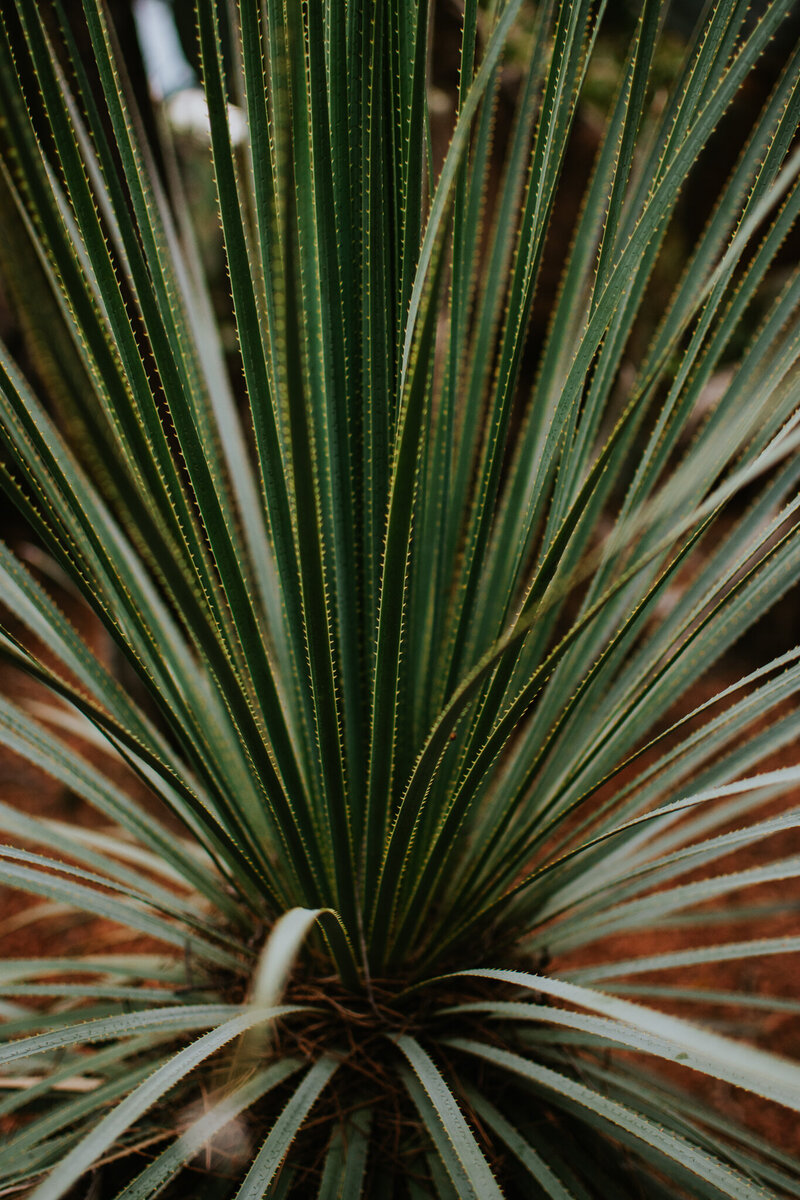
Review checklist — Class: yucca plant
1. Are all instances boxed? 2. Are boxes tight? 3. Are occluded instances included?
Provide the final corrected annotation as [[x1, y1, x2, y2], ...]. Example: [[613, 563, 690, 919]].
[[1, 0, 800, 1194]]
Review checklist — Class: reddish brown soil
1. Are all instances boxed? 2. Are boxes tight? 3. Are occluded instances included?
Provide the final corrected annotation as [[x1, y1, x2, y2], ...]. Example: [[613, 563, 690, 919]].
[[550, 669, 800, 1154]]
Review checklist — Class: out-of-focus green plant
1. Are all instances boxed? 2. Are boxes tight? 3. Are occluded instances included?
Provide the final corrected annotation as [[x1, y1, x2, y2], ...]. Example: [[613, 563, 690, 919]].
[[1, 0, 800, 1195]]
